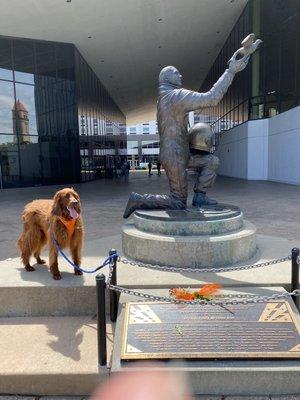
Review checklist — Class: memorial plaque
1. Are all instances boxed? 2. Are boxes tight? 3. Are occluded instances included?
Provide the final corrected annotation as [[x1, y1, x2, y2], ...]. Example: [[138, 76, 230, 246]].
[[121, 301, 300, 360]]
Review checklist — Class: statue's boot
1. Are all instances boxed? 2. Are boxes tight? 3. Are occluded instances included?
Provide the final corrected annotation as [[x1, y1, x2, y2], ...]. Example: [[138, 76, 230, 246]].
[[123, 192, 186, 219], [192, 191, 218, 207]]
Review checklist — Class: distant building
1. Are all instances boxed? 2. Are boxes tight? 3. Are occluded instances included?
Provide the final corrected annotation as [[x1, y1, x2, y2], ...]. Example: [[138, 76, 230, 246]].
[[126, 114, 214, 169], [12, 100, 30, 144], [126, 120, 159, 168]]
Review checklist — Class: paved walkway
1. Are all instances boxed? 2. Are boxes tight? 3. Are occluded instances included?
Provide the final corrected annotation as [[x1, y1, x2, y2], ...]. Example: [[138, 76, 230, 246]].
[[1, 171, 300, 261], [1, 172, 300, 398]]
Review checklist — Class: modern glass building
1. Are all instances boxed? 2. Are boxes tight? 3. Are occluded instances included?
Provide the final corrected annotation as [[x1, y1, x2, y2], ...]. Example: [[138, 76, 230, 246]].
[[0, 36, 126, 188], [198, 0, 300, 142], [197, 0, 300, 184]]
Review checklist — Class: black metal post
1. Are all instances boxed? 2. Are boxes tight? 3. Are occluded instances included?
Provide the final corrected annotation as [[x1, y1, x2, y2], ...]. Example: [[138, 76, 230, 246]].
[[291, 247, 300, 311], [96, 273, 107, 367], [109, 249, 118, 322]]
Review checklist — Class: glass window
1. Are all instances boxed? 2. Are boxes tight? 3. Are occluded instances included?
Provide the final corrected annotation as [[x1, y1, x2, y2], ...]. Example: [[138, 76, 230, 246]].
[[279, 22, 297, 112], [93, 118, 99, 135], [19, 136, 41, 184], [0, 134, 15, 145], [0, 80, 15, 133], [0, 37, 127, 187], [127, 140, 139, 154], [13, 40, 35, 84], [0, 38, 13, 81], [15, 83, 37, 136], [142, 140, 160, 148], [142, 123, 149, 134], [106, 122, 113, 135], [0, 135, 20, 187], [0, 149, 20, 187], [56, 44, 75, 80], [35, 42, 56, 78]]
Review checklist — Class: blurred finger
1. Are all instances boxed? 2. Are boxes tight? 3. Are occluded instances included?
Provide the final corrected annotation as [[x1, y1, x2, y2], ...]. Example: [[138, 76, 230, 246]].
[[92, 369, 193, 400]]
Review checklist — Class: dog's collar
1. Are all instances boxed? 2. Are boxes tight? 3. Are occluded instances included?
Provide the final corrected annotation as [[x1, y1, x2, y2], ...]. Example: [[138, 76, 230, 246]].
[[58, 216, 76, 236]]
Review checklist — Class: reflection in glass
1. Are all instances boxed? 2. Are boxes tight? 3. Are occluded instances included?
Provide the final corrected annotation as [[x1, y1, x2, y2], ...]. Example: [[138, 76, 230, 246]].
[[13, 40, 35, 84], [35, 42, 56, 78], [15, 83, 37, 137], [56, 44, 74, 80], [0, 35, 125, 187], [0, 149, 20, 187], [0, 80, 15, 133], [0, 38, 13, 81], [0, 134, 15, 145], [19, 139, 42, 184]]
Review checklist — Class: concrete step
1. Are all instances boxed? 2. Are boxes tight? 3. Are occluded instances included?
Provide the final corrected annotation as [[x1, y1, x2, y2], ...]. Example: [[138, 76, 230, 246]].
[[111, 287, 300, 396], [0, 315, 112, 395], [0, 234, 296, 317]]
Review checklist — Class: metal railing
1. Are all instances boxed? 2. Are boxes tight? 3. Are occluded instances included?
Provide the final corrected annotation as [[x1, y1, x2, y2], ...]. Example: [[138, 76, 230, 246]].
[[209, 93, 299, 149]]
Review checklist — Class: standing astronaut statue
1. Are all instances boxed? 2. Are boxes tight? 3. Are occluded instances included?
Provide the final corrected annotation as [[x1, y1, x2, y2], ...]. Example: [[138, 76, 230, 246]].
[[123, 34, 262, 218]]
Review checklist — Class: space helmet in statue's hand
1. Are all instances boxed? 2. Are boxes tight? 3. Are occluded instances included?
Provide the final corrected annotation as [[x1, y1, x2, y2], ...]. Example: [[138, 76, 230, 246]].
[[188, 122, 214, 152]]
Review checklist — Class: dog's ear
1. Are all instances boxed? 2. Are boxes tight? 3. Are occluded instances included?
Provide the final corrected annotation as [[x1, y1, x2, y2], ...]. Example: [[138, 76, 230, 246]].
[[73, 190, 80, 202], [72, 190, 82, 212], [52, 192, 63, 216]]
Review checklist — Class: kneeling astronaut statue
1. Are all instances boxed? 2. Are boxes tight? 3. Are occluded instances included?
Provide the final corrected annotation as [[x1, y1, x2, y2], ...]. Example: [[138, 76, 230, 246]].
[[124, 34, 262, 218]]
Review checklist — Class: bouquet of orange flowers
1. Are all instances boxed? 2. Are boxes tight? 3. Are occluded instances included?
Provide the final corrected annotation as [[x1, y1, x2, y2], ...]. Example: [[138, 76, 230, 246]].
[[169, 283, 221, 301]]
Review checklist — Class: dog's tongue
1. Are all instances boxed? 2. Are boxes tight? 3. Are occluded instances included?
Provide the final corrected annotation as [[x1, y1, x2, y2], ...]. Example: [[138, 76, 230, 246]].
[[68, 207, 79, 219]]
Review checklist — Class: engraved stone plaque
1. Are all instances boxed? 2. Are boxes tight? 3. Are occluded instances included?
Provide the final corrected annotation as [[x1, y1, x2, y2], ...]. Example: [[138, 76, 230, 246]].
[[121, 301, 300, 360]]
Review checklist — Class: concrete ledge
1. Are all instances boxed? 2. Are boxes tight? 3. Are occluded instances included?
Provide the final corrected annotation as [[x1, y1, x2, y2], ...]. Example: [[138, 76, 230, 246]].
[[0, 234, 296, 317], [0, 316, 112, 395]]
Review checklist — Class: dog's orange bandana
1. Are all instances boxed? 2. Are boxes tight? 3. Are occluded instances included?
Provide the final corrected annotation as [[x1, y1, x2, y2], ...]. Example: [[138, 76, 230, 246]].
[[58, 217, 76, 236]]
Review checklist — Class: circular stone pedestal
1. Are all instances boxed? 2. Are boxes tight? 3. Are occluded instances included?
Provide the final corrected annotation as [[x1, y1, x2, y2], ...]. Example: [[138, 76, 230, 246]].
[[122, 204, 257, 269]]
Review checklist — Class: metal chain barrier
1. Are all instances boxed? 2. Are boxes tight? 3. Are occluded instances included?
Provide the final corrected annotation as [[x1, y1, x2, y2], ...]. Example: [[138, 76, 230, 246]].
[[119, 255, 291, 274], [97, 248, 300, 367], [105, 264, 300, 306]]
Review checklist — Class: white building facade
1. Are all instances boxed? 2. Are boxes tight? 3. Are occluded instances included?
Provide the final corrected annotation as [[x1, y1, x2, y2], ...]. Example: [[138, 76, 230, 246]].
[[126, 120, 160, 168]]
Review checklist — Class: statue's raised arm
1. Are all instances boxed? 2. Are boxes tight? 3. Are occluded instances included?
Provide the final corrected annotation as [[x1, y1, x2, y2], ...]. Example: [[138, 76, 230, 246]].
[[179, 34, 262, 112]]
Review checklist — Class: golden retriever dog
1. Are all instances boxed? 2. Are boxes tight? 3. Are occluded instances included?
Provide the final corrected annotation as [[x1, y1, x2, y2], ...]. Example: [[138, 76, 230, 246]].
[[17, 188, 84, 280]]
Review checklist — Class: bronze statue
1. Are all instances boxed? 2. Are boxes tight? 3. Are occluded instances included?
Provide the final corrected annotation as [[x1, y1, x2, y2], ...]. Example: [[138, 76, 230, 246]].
[[123, 34, 262, 218]]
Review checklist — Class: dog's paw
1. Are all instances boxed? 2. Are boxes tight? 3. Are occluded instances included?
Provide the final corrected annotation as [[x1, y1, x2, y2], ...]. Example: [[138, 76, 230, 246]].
[[36, 257, 46, 265], [25, 265, 35, 272], [74, 269, 83, 276], [52, 273, 62, 280]]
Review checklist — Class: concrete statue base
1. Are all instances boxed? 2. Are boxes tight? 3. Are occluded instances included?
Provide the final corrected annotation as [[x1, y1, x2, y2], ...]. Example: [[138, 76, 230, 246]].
[[122, 204, 257, 268]]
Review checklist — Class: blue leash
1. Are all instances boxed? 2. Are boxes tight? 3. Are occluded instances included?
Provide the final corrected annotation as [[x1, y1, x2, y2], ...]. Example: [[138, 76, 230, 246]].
[[52, 234, 118, 274]]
